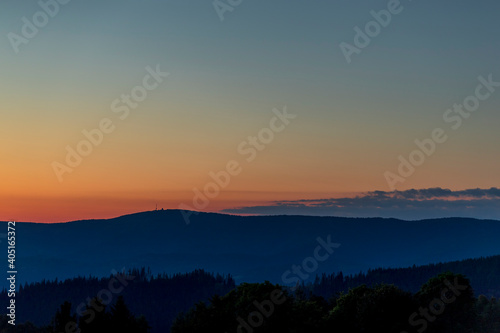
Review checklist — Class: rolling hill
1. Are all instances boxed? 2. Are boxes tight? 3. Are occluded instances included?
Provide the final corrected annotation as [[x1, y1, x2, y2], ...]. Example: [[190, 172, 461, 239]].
[[2, 210, 500, 288]]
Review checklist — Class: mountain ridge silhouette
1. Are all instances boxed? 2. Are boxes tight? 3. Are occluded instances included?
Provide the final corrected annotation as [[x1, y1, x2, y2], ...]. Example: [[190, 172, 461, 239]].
[[2, 210, 499, 288]]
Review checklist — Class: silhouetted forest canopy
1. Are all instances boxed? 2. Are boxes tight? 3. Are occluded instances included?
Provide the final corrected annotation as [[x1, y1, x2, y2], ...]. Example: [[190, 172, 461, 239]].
[[1, 256, 500, 332], [0, 269, 235, 333], [172, 273, 497, 333], [299, 255, 500, 300]]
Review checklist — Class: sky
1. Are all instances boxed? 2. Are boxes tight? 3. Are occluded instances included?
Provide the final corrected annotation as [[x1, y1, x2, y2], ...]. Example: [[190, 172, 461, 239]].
[[1, 0, 500, 222]]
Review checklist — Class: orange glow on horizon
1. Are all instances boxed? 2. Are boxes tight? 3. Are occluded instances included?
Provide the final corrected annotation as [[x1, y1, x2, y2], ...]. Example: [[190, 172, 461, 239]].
[[0, 191, 353, 223]]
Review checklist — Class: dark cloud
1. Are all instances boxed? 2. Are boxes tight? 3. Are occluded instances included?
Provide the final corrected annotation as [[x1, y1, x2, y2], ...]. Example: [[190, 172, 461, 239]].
[[221, 187, 500, 220]]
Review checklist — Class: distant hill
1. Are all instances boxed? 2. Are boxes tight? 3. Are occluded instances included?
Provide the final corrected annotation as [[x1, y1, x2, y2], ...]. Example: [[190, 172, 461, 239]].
[[2, 210, 500, 287]]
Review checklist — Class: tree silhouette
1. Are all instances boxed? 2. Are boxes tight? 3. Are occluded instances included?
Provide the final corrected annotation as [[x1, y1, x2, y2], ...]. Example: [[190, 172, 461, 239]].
[[78, 298, 110, 333], [172, 281, 294, 333], [50, 301, 77, 333], [109, 296, 149, 333], [415, 272, 476, 333]]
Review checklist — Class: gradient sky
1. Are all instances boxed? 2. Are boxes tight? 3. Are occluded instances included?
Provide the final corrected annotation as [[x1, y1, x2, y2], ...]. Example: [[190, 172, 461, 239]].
[[1, 0, 500, 222]]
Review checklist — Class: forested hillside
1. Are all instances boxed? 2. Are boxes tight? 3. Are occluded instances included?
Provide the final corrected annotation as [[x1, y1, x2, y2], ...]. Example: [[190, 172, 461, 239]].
[[2, 255, 500, 332], [0, 269, 234, 333], [303, 255, 500, 299]]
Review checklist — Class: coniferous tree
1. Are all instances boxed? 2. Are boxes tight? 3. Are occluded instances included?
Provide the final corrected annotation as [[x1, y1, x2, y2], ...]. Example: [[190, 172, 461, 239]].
[[109, 296, 150, 333], [78, 298, 110, 333], [50, 301, 77, 333]]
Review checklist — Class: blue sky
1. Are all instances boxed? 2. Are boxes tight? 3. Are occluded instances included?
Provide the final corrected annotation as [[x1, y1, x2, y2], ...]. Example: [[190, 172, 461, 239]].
[[1, 0, 500, 221]]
